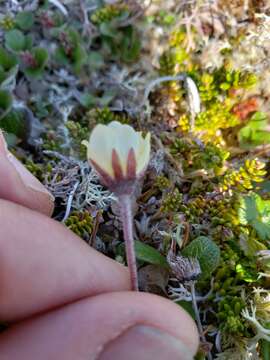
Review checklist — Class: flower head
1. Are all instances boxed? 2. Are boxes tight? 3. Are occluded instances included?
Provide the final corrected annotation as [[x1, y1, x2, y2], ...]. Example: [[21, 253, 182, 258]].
[[86, 121, 151, 194], [167, 250, 201, 283]]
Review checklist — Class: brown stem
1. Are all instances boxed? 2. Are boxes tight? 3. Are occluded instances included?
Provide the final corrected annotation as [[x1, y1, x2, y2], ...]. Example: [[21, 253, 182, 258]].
[[118, 194, 139, 291]]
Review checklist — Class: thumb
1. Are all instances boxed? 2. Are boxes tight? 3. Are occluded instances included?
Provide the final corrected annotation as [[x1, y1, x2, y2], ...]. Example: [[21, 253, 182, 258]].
[[0, 131, 54, 216]]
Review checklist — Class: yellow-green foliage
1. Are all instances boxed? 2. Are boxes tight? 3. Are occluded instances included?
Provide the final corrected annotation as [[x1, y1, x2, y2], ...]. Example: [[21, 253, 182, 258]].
[[177, 102, 240, 143], [221, 159, 266, 192], [170, 137, 229, 174], [180, 194, 239, 227], [86, 107, 129, 127], [159, 30, 193, 76], [159, 29, 257, 148], [161, 188, 183, 213], [91, 4, 128, 24], [154, 175, 171, 191], [65, 211, 93, 240], [25, 159, 52, 183], [218, 296, 246, 334], [0, 15, 15, 30], [195, 102, 239, 136], [210, 243, 259, 336], [198, 73, 219, 102], [198, 68, 257, 103]]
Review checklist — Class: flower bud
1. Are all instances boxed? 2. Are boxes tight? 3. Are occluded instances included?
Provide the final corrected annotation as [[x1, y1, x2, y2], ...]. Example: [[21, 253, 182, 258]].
[[167, 250, 201, 282], [86, 121, 151, 194]]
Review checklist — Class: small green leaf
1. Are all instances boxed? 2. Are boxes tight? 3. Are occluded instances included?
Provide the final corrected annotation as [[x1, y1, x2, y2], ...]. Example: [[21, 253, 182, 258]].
[[260, 339, 270, 360], [239, 194, 258, 224], [98, 89, 116, 107], [34, 47, 48, 65], [5, 29, 26, 52], [253, 220, 270, 241], [15, 11, 34, 31], [239, 194, 270, 240], [0, 64, 18, 89], [0, 46, 17, 70], [24, 34, 33, 50], [220, 82, 230, 90], [239, 233, 267, 257], [239, 112, 270, 147], [88, 51, 104, 69], [120, 26, 141, 63], [235, 263, 259, 282], [0, 90, 12, 119], [73, 43, 87, 73], [54, 28, 86, 73], [54, 47, 70, 66], [182, 236, 220, 278], [0, 109, 26, 137], [0, 47, 18, 88], [177, 301, 195, 320], [79, 93, 98, 108], [24, 47, 48, 78], [100, 22, 119, 38], [134, 240, 168, 268]]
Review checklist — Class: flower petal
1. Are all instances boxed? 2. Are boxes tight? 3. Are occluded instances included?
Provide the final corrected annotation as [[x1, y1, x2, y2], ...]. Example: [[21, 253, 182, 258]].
[[136, 132, 151, 175], [87, 124, 114, 177], [109, 122, 139, 176]]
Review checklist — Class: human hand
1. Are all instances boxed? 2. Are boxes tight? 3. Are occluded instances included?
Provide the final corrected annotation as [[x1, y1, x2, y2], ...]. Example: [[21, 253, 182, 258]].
[[0, 132, 198, 359]]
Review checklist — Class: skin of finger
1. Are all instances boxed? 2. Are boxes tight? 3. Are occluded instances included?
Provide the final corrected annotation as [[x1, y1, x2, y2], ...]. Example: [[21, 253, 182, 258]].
[[0, 292, 199, 360], [0, 136, 54, 216], [0, 199, 130, 322]]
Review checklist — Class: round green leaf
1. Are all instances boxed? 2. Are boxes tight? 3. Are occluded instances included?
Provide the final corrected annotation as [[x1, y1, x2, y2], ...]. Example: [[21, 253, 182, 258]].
[[182, 236, 220, 278], [15, 11, 34, 31], [5, 30, 26, 52]]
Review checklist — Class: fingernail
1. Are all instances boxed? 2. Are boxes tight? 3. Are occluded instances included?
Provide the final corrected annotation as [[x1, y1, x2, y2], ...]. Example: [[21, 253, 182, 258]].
[[0, 131, 55, 204], [99, 325, 194, 360]]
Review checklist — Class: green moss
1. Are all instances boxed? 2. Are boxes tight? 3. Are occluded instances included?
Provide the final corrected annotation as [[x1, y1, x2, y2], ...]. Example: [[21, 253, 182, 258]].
[[161, 188, 183, 213], [65, 211, 94, 240], [91, 4, 129, 24], [65, 120, 88, 159], [154, 175, 171, 191], [25, 159, 52, 182], [170, 137, 229, 174], [86, 107, 129, 126], [0, 15, 15, 30], [218, 296, 247, 334]]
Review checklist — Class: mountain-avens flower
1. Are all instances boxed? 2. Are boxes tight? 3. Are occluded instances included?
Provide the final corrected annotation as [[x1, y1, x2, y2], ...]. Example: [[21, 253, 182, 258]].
[[86, 121, 151, 291], [86, 121, 151, 194]]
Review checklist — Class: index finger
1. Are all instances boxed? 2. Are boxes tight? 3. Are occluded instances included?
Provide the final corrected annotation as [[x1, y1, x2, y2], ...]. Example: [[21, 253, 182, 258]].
[[0, 131, 54, 216]]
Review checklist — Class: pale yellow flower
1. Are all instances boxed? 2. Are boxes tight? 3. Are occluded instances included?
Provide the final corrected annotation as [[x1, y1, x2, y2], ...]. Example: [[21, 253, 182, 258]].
[[86, 121, 151, 192]]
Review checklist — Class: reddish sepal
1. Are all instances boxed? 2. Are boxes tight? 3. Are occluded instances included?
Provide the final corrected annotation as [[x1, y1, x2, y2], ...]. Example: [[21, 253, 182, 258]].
[[112, 149, 124, 181], [126, 148, 137, 180]]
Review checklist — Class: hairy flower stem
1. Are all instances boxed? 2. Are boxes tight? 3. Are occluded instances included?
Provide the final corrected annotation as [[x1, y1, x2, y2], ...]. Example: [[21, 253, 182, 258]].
[[118, 194, 138, 291], [190, 281, 212, 360]]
